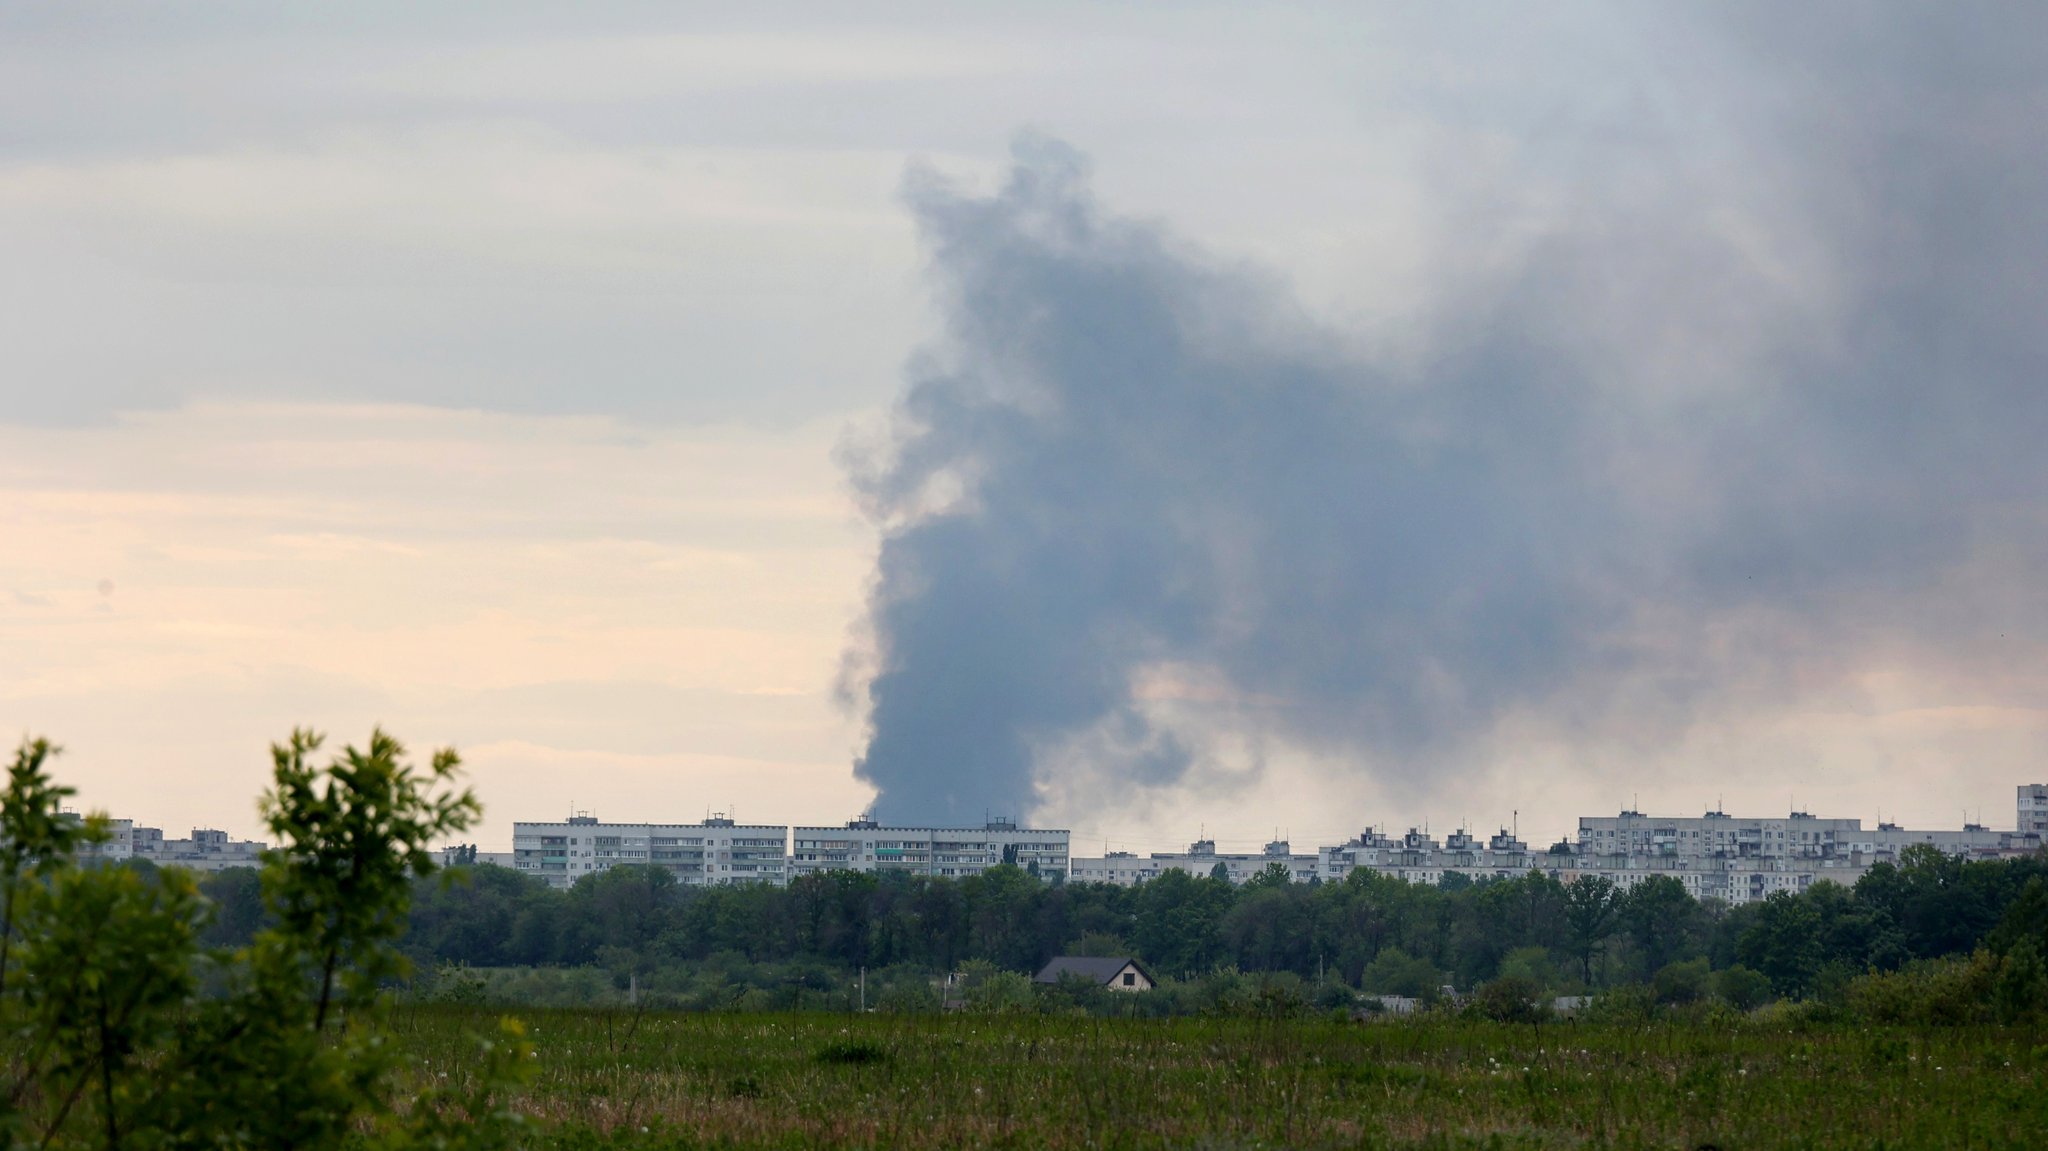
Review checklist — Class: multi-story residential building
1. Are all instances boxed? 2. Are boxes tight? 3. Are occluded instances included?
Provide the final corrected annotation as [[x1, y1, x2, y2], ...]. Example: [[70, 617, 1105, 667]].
[[1318, 827, 1536, 886], [1070, 785, 2046, 904], [787, 818, 1069, 880], [1575, 809, 1867, 864], [90, 820, 269, 871], [1559, 799, 2043, 904], [511, 814, 788, 890], [1068, 837, 1320, 886], [434, 845, 515, 869], [2019, 785, 2048, 840]]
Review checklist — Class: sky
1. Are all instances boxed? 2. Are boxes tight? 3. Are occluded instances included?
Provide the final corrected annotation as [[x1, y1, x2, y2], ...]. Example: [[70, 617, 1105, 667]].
[[3, 4, 2044, 855]]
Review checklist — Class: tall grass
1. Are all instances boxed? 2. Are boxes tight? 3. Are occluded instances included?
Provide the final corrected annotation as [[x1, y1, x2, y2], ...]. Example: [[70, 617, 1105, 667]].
[[390, 1006, 2046, 1149]]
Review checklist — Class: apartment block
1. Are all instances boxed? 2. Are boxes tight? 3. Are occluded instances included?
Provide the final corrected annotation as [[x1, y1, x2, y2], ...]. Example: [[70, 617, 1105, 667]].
[[1558, 798, 2041, 904], [1069, 837, 1321, 886], [89, 820, 269, 872], [1318, 827, 1537, 886], [2021, 784, 2048, 840], [1066, 784, 2046, 905], [788, 818, 1069, 880], [511, 814, 788, 890]]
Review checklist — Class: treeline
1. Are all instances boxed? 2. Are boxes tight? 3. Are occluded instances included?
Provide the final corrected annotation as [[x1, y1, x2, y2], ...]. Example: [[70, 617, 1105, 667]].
[[183, 844, 2048, 1011]]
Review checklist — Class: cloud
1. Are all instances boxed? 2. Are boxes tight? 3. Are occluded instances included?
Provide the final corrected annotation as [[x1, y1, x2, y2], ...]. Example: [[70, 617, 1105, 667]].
[[845, 5, 2048, 826]]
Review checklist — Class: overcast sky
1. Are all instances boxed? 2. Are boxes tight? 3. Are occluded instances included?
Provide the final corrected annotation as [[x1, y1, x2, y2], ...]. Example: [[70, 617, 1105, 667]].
[[4, 4, 2043, 854]]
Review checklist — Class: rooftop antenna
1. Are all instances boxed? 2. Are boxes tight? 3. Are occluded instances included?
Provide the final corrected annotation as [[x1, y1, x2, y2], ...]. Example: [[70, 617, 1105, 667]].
[[1513, 810, 1518, 838]]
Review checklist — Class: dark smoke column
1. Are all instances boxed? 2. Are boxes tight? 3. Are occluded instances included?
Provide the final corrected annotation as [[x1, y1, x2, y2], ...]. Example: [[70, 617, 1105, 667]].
[[845, 141, 1215, 825], [840, 138, 1611, 824]]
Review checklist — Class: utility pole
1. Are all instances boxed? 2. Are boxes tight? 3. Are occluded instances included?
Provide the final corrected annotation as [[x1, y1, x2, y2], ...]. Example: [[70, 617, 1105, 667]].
[[859, 966, 866, 1012]]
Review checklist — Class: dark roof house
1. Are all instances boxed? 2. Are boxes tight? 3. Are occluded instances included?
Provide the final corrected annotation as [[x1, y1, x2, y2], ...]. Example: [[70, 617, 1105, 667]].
[[1033, 956, 1156, 991]]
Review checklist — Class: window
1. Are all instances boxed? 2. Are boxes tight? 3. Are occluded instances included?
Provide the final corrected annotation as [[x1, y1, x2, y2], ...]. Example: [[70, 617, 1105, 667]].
[[1122, 972, 1136, 987]]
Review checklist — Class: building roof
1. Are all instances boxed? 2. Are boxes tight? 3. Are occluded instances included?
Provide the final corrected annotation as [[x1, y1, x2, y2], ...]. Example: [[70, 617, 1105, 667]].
[[1033, 956, 1151, 985]]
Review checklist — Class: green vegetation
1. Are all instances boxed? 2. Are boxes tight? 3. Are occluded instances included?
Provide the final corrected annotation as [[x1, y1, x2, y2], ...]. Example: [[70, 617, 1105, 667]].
[[385, 1007, 2047, 1149], [9, 727, 2048, 1147], [1, 731, 528, 1149], [319, 836, 2048, 1019]]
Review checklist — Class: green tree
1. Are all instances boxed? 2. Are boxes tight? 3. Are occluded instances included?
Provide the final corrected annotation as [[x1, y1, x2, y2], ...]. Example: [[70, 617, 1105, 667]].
[[1469, 974, 1547, 1024], [1737, 890, 1825, 998], [1711, 964, 1773, 1011], [1242, 861, 1293, 891], [1619, 876, 1699, 979], [1652, 957, 1711, 1005], [1358, 947, 1439, 999], [1562, 875, 1619, 985], [0, 729, 531, 1150]]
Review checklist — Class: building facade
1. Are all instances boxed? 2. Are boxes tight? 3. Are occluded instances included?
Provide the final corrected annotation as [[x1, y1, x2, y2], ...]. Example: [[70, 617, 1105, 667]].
[[510, 814, 789, 890], [90, 820, 269, 871], [1067, 786, 2046, 904], [2021, 785, 2048, 840], [788, 819, 1070, 881], [1318, 827, 1537, 887], [1069, 837, 1321, 886]]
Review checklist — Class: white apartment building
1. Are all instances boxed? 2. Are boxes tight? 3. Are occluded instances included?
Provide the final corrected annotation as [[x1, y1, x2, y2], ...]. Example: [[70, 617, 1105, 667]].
[[1575, 809, 1867, 864], [2019, 785, 2048, 840], [511, 814, 788, 890], [787, 818, 1069, 880], [1576, 807, 2031, 866], [1562, 798, 2045, 904], [90, 820, 269, 872], [435, 846, 515, 869], [1070, 784, 2047, 905], [1318, 827, 1538, 886], [1069, 837, 1321, 886]]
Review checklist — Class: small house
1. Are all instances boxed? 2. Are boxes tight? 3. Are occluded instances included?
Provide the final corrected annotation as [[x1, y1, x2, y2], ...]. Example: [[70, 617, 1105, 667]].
[[1033, 956, 1155, 992]]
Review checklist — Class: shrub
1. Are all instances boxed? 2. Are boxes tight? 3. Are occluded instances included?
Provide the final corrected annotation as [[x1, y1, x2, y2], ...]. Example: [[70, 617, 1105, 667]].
[[1469, 974, 1549, 1024], [0, 730, 531, 1150], [1653, 957, 1711, 1005], [1359, 948, 1440, 1000], [1711, 964, 1773, 1011], [1843, 952, 1997, 1025]]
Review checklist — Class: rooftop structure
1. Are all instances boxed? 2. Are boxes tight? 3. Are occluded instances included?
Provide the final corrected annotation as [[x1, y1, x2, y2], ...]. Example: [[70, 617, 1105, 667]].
[[1069, 786, 2045, 905], [788, 819, 1069, 881], [1069, 836, 1320, 886], [88, 820, 268, 872], [510, 815, 788, 890]]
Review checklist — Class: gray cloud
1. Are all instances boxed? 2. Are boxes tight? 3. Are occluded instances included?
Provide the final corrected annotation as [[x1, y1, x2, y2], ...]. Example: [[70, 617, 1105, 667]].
[[847, 8, 2048, 824]]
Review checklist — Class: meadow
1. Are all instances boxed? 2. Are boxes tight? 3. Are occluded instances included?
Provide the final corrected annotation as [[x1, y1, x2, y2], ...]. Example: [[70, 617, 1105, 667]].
[[392, 1007, 2048, 1150]]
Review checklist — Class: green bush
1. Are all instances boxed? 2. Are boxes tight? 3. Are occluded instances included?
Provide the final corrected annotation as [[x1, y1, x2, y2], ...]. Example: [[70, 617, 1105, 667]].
[[1711, 964, 1773, 1011], [1653, 957, 1711, 1005], [0, 730, 531, 1150], [1359, 948, 1440, 1000], [1843, 952, 1997, 1025], [1469, 974, 1549, 1024]]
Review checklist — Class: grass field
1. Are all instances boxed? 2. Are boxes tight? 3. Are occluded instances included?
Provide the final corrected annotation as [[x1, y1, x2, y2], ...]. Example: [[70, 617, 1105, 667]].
[[389, 1006, 2047, 1149]]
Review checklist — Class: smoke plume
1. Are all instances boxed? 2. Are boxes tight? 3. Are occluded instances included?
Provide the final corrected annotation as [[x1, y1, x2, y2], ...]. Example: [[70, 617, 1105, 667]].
[[845, 12, 2048, 825]]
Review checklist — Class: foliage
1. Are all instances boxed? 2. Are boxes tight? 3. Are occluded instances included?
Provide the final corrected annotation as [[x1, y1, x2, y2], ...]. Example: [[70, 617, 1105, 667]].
[[1652, 957, 1711, 1005], [1468, 974, 1548, 1024], [1710, 963, 1773, 1011], [381, 1006, 2048, 1149], [0, 730, 531, 1150], [152, 770, 2048, 1021]]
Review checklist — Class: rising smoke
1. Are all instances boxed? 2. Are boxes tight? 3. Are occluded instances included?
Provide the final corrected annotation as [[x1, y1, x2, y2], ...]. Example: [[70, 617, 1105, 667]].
[[845, 11, 2048, 825]]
